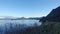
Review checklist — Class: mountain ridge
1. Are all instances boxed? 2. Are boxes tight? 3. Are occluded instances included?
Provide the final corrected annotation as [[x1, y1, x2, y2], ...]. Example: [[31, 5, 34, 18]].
[[40, 6, 60, 22]]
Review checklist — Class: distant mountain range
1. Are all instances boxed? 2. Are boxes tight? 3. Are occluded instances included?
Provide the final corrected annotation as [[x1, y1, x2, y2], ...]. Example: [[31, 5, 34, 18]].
[[0, 16, 41, 20]]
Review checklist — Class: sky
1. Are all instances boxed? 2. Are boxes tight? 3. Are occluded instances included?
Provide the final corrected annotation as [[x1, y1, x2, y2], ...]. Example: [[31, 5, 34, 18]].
[[0, 0, 60, 18]]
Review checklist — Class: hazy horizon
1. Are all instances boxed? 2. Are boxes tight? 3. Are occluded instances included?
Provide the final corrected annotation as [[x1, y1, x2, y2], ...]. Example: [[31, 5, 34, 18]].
[[0, 0, 60, 17]]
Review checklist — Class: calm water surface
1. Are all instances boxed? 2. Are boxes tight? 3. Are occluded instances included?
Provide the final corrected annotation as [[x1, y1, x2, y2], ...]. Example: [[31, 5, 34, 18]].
[[0, 20, 41, 26]]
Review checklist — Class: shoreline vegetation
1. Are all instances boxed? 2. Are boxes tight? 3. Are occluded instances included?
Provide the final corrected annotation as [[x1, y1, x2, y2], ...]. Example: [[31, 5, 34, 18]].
[[39, 6, 60, 34]]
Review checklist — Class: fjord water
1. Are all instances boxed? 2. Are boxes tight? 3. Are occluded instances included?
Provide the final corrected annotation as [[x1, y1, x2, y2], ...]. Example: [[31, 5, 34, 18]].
[[0, 20, 41, 26], [0, 20, 41, 34]]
